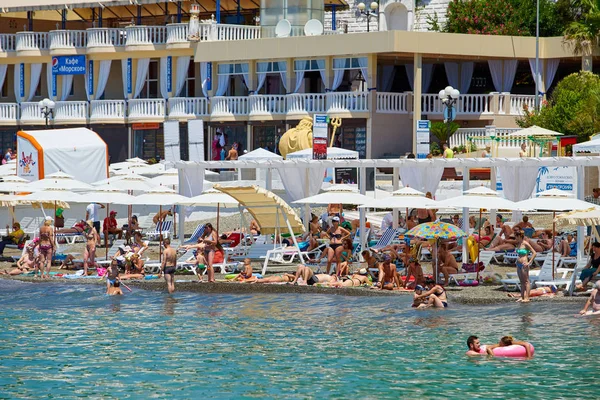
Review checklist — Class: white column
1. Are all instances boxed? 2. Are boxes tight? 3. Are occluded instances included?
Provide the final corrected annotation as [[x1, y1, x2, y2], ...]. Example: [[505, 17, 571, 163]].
[[577, 165, 585, 262], [359, 167, 367, 253], [462, 166, 469, 262], [392, 167, 400, 229], [412, 53, 422, 154], [177, 165, 186, 240]]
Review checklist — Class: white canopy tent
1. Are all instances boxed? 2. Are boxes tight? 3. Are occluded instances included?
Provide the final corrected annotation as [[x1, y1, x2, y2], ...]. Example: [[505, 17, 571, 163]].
[[573, 134, 600, 153], [286, 147, 359, 160], [239, 147, 283, 189]]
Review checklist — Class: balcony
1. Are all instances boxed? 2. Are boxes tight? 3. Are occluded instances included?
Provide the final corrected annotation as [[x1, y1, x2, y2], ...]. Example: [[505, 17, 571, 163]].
[[16, 32, 49, 52], [54, 101, 88, 124], [327, 92, 370, 115], [49, 30, 87, 52], [90, 100, 127, 124], [0, 103, 18, 125], [0, 34, 16, 52], [20, 102, 46, 125], [248, 95, 286, 120], [376, 92, 409, 114], [286, 93, 327, 119], [86, 28, 126, 48], [166, 23, 189, 46], [510, 94, 537, 115], [168, 97, 209, 119], [128, 98, 166, 122], [125, 26, 167, 47], [211, 96, 249, 120]]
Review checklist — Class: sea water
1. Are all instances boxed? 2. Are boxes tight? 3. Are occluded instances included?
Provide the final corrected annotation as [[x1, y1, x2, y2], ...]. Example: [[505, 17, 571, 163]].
[[0, 279, 596, 399]]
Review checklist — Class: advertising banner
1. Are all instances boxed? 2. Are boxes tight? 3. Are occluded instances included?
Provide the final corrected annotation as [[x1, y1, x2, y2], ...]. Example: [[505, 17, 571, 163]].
[[166, 56, 172, 93], [52, 55, 86, 75], [312, 114, 328, 160], [87, 59, 94, 96], [416, 120, 430, 159], [126, 58, 132, 94]]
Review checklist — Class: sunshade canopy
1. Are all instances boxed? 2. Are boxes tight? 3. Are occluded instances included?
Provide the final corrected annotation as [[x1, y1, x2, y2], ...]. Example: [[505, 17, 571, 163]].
[[294, 185, 371, 205], [506, 125, 563, 137], [360, 187, 439, 209], [132, 187, 192, 206], [437, 186, 519, 210], [214, 185, 305, 235], [238, 148, 282, 160], [555, 207, 600, 226], [516, 188, 600, 212]]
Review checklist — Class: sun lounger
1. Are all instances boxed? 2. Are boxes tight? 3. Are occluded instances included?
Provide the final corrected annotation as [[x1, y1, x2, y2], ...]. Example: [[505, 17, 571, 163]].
[[534, 259, 586, 292], [369, 228, 401, 252], [446, 250, 495, 285], [95, 240, 126, 266], [184, 224, 206, 245], [501, 252, 561, 291], [261, 243, 326, 275], [146, 220, 173, 240], [23, 217, 44, 236]]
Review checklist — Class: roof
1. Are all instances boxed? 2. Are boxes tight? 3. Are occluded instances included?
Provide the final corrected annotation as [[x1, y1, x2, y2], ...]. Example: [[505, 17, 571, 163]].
[[18, 128, 105, 151], [286, 147, 359, 160], [214, 184, 305, 235], [573, 138, 600, 153], [238, 148, 282, 160]]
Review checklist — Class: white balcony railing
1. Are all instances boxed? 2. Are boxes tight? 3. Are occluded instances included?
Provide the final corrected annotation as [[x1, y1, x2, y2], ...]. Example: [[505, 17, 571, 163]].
[[87, 28, 126, 47], [248, 94, 287, 116], [20, 102, 46, 123], [49, 30, 87, 50], [211, 96, 249, 117], [168, 97, 209, 118], [128, 98, 166, 120], [166, 23, 189, 44], [456, 94, 492, 115], [198, 23, 261, 41], [421, 94, 443, 114], [54, 101, 88, 122], [286, 93, 327, 115], [451, 127, 521, 149], [90, 100, 127, 121], [16, 32, 49, 51], [0, 103, 18, 122], [449, 128, 488, 149], [376, 92, 408, 113], [125, 26, 167, 46], [510, 94, 537, 115], [327, 92, 369, 113], [0, 34, 16, 52]]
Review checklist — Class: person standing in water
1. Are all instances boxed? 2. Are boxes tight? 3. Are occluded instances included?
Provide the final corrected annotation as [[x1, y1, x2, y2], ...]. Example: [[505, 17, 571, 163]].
[[514, 230, 536, 303], [160, 238, 177, 294]]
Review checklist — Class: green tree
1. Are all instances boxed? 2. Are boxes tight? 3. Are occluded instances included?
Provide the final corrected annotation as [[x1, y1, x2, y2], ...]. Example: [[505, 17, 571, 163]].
[[563, 0, 600, 70], [516, 71, 600, 140]]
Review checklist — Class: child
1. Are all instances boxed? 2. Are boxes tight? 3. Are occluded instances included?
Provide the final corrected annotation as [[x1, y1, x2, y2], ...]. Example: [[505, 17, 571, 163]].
[[107, 280, 124, 296], [104, 259, 120, 294], [235, 258, 253, 281]]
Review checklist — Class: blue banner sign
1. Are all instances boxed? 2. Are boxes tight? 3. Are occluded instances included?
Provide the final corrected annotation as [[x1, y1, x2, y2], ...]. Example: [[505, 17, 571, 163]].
[[88, 60, 94, 96], [167, 56, 172, 93], [126, 58, 132, 94], [52, 55, 86, 75], [19, 63, 24, 98], [52, 73, 57, 97], [206, 62, 212, 91]]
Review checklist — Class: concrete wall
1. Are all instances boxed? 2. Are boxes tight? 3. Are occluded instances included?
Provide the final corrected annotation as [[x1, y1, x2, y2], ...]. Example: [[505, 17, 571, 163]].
[[370, 111, 413, 158], [414, 0, 451, 32]]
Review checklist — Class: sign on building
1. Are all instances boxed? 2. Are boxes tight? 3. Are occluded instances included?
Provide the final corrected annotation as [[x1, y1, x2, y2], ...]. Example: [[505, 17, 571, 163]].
[[416, 120, 430, 159], [52, 55, 86, 75], [313, 114, 328, 160]]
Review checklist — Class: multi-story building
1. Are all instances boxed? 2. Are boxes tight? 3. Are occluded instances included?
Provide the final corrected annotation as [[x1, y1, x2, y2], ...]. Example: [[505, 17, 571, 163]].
[[0, 0, 586, 162]]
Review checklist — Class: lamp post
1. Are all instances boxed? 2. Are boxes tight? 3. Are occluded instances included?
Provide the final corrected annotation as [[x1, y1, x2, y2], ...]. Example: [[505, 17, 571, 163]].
[[438, 85, 460, 140], [38, 98, 55, 128], [356, 2, 378, 33]]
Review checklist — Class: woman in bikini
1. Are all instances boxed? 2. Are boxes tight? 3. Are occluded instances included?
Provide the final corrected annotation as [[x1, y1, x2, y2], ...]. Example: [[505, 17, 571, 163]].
[[121, 253, 145, 280], [131, 231, 148, 256], [1, 244, 37, 276], [314, 216, 350, 274], [83, 220, 100, 276], [55, 220, 86, 235], [38, 218, 54, 279], [416, 192, 436, 224], [328, 268, 371, 287], [252, 273, 296, 284], [414, 279, 449, 308], [335, 238, 354, 277], [514, 230, 536, 303], [200, 223, 218, 283]]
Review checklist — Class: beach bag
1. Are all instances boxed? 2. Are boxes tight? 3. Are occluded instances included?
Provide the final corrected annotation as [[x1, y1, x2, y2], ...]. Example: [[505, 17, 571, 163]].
[[214, 250, 224, 264], [55, 216, 64, 228], [462, 262, 484, 273]]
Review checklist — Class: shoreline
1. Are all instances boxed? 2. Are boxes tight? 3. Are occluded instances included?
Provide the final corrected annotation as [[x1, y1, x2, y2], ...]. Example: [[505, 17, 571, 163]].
[[1, 275, 588, 304]]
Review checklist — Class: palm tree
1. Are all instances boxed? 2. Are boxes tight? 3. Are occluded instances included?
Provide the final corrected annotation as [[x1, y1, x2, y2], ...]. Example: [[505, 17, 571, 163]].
[[563, 0, 600, 71], [536, 166, 549, 193], [430, 121, 460, 145]]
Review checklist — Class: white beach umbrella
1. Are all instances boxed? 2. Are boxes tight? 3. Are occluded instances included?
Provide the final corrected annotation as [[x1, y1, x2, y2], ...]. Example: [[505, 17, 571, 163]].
[[556, 207, 600, 227], [150, 168, 179, 187], [437, 186, 520, 210], [0, 163, 16, 177], [127, 163, 166, 176], [21, 187, 82, 203], [359, 187, 440, 209], [27, 171, 93, 191], [92, 174, 157, 191], [294, 184, 372, 205], [109, 158, 148, 171], [0, 176, 31, 193], [187, 188, 239, 233]]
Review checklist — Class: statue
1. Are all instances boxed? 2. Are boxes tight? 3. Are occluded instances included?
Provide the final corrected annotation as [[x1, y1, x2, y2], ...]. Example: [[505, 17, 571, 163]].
[[279, 117, 313, 158]]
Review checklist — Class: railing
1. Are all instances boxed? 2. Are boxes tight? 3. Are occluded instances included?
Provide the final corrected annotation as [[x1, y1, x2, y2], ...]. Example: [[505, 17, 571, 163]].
[[16, 32, 49, 51], [450, 128, 488, 149], [0, 103, 18, 121], [421, 94, 443, 114], [0, 34, 16, 52], [128, 98, 166, 119], [510, 94, 537, 115], [211, 96, 249, 117], [262, 26, 339, 38], [168, 97, 209, 118], [327, 92, 369, 113], [90, 100, 127, 121], [49, 30, 87, 49], [125, 26, 167, 46], [497, 92, 506, 114], [54, 101, 88, 122], [456, 94, 492, 114], [248, 94, 287, 116], [451, 127, 522, 149], [20, 102, 46, 123], [87, 28, 126, 47], [198, 23, 261, 41], [166, 23, 188, 44], [376, 92, 408, 113], [286, 93, 327, 115]]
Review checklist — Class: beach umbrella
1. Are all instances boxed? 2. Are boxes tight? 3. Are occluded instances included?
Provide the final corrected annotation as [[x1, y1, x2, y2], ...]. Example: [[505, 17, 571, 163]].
[[405, 221, 468, 284], [109, 158, 147, 171], [27, 171, 93, 192], [294, 184, 372, 205], [0, 176, 31, 193], [360, 187, 439, 210], [127, 163, 166, 176], [93, 173, 157, 191], [517, 188, 599, 278], [187, 188, 239, 234]]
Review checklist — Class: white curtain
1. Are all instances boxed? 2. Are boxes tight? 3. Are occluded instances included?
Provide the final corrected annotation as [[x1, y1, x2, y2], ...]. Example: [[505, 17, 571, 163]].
[[0, 65, 7, 98], [14, 64, 23, 103], [121, 59, 129, 98], [215, 73, 229, 96], [502, 60, 518, 92], [497, 165, 538, 221], [179, 164, 205, 198], [175, 56, 190, 97], [200, 62, 209, 97], [278, 166, 325, 202], [160, 57, 169, 99], [46, 62, 54, 100], [399, 166, 445, 196], [444, 62, 459, 88], [96, 60, 112, 99], [256, 62, 269, 93], [405, 64, 434, 92], [332, 58, 346, 92], [188, 119, 205, 162], [381, 65, 395, 92], [163, 120, 180, 162], [278, 61, 288, 92], [460, 62, 474, 94], [357, 57, 369, 89], [546, 59, 560, 92], [316, 59, 327, 90], [60, 75, 73, 101], [134, 58, 150, 99], [240, 63, 251, 92], [293, 69, 305, 93], [528, 58, 542, 93], [488, 60, 503, 92], [27, 63, 42, 102]]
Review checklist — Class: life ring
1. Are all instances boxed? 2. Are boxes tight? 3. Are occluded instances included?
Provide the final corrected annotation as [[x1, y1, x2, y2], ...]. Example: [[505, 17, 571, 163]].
[[480, 344, 534, 357], [458, 279, 479, 287]]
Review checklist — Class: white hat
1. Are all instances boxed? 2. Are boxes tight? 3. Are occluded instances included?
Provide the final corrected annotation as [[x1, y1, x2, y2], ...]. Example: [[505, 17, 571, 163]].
[[45, 216, 53, 221]]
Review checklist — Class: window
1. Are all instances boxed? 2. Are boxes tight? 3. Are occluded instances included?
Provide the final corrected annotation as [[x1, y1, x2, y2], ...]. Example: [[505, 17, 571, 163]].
[[141, 59, 159, 98], [332, 57, 366, 71], [0, 78, 7, 98], [217, 63, 248, 75], [294, 59, 325, 72], [256, 62, 283, 73], [182, 61, 195, 97], [34, 80, 41, 97], [217, 63, 249, 96]]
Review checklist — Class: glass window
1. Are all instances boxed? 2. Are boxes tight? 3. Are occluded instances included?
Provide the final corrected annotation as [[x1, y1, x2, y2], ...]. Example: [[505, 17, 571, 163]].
[[133, 128, 164, 161], [333, 57, 366, 70], [294, 59, 325, 72], [141, 59, 159, 98], [183, 61, 195, 97], [217, 63, 249, 76]]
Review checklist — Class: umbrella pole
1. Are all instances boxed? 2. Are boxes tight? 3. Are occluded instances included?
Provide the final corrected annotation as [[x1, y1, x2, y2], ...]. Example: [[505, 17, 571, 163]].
[[435, 238, 439, 285], [54, 201, 57, 252], [477, 208, 482, 265], [552, 211, 555, 280], [216, 203, 220, 236], [159, 205, 163, 264], [106, 204, 109, 259]]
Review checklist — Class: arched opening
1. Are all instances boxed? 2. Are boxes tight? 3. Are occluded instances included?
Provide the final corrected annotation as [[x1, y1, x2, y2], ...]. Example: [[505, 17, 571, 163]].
[[385, 3, 408, 31]]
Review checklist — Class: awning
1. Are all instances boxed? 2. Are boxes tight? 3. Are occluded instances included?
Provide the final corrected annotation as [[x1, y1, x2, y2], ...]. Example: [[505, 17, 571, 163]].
[[287, 146, 359, 160], [506, 125, 563, 137], [573, 139, 600, 153], [214, 184, 304, 235]]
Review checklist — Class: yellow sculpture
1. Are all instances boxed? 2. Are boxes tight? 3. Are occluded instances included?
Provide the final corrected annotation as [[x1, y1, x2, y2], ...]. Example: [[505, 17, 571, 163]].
[[279, 117, 313, 159]]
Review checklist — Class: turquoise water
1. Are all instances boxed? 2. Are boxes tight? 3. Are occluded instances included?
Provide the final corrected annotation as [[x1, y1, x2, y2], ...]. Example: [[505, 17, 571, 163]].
[[0, 280, 597, 399]]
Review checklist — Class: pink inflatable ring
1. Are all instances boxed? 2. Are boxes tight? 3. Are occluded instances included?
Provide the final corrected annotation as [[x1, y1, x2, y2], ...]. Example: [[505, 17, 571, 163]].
[[479, 344, 535, 357]]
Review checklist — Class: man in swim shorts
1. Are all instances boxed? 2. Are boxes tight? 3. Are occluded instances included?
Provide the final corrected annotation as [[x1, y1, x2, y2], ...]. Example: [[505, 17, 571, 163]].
[[290, 265, 335, 285], [159, 238, 177, 294], [376, 254, 399, 290], [580, 281, 600, 315]]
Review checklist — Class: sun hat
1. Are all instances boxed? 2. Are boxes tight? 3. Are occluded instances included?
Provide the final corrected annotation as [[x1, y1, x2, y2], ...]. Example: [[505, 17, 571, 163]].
[[359, 268, 367, 275], [45, 216, 53, 221], [382, 254, 391, 262], [332, 216, 340, 222], [415, 285, 425, 291], [596, 281, 600, 289]]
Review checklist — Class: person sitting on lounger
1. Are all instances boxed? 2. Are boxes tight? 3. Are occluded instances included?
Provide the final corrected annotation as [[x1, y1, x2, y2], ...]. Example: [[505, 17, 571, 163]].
[[576, 242, 600, 291], [514, 216, 534, 231], [533, 231, 553, 252], [55, 220, 87, 235], [361, 249, 377, 273], [290, 265, 335, 285], [0, 222, 24, 256], [580, 281, 600, 315], [249, 219, 261, 236], [121, 253, 145, 279], [488, 226, 521, 252], [375, 254, 401, 290], [438, 243, 459, 286], [404, 258, 425, 289], [557, 233, 577, 258], [1, 243, 37, 276], [328, 268, 372, 287]]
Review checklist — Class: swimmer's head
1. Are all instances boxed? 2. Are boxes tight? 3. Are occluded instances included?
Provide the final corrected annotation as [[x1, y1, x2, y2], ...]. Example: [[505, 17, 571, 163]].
[[500, 336, 513, 346], [114, 280, 120, 287]]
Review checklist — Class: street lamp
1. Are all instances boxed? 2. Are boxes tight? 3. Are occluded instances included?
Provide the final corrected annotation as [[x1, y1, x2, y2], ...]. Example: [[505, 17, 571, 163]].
[[356, 2, 378, 33], [438, 85, 460, 140], [38, 98, 55, 128]]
